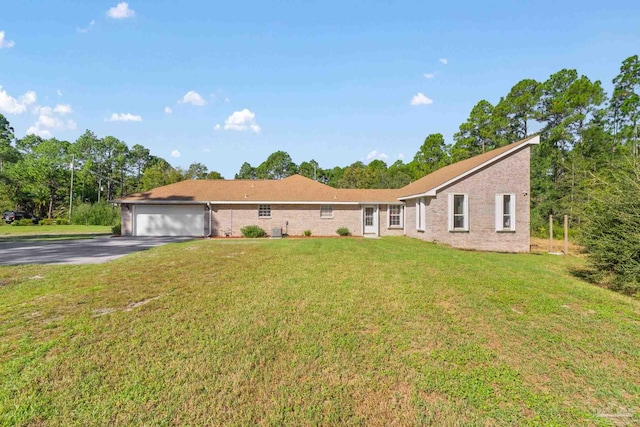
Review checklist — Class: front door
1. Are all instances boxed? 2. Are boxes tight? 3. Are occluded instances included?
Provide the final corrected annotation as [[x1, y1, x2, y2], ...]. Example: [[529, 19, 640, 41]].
[[363, 205, 377, 235]]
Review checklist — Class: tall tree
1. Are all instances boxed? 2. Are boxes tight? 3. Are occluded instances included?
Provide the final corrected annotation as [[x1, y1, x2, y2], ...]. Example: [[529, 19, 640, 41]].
[[256, 151, 297, 179], [496, 79, 542, 140], [410, 133, 450, 179], [184, 162, 208, 180], [611, 55, 640, 155], [452, 100, 504, 161], [235, 162, 256, 179]]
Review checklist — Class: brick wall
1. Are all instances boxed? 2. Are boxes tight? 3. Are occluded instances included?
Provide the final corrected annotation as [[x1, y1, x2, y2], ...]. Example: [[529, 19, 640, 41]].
[[405, 146, 531, 252], [211, 204, 362, 237], [121, 203, 132, 235]]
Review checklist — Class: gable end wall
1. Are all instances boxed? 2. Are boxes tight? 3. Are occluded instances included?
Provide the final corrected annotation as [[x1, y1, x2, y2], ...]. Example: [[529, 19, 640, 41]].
[[405, 146, 531, 252]]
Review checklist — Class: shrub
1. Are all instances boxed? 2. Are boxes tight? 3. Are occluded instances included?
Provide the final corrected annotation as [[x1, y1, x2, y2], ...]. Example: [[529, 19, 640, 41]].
[[241, 225, 266, 238], [303, 229, 312, 237], [336, 227, 351, 236], [39, 218, 55, 226], [13, 218, 36, 226], [579, 160, 640, 295], [112, 223, 122, 235], [56, 218, 70, 225], [70, 201, 121, 226]]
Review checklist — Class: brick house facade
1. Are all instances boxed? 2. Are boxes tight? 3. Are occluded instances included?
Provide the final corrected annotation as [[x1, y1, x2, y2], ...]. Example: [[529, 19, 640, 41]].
[[116, 136, 538, 252]]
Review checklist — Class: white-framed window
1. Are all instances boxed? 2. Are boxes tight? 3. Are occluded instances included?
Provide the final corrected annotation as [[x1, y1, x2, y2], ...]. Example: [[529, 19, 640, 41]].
[[320, 204, 333, 218], [258, 204, 271, 218], [495, 194, 516, 231], [415, 198, 426, 232], [388, 205, 403, 228], [448, 194, 469, 231]]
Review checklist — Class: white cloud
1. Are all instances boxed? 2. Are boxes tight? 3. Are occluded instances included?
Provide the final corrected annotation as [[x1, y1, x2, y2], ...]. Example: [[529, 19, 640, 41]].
[[214, 124, 221, 130], [223, 108, 261, 133], [26, 126, 51, 138], [106, 113, 142, 122], [171, 150, 181, 158], [53, 104, 73, 114], [164, 106, 173, 114], [398, 153, 405, 159], [410, 92, 433, 106], [366, 150, 389, 162], [56, 89, 63, 96], [26, 104, 77, 137], [203, 148, 211, 153], [439, 58, 448, 65], [107, 2, 136, 19], [178, 90, 207, 106], [224, 97, 230, 103], [77, 20, 95, 33], [19, 91, 37, 107], [0, 31, 15, 49], [423, 73, 435, 79], [0, 87, 37, 114]]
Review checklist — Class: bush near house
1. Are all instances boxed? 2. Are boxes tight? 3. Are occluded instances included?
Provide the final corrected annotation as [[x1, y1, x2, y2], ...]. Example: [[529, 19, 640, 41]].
[[336, 227, 351, 236], [241, 225, 267, 238], [70, 201, 121, 226], [12, 219, 36, 226], [303, 230, 312, 237]]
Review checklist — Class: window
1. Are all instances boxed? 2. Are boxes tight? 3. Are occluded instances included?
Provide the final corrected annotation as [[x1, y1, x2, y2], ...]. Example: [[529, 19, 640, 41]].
[[388, 205, 403, 228], [448, 194, 468, 231], [415, 198, 425, 232], [320, 205, 333, 218], [495, 194, 516, 231], [258, 204, 271, 218]]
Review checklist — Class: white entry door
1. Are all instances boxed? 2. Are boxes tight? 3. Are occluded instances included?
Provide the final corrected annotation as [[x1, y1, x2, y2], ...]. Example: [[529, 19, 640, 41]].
[[363, 205, 377, 235]]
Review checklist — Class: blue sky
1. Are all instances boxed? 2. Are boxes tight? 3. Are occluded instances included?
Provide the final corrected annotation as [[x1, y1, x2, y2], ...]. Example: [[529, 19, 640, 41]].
[[1, 1, 639, 178]]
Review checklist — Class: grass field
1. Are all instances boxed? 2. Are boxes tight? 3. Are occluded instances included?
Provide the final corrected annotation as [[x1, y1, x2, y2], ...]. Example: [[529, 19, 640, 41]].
[[1, 237, 638, 425], [0, 224, 112, 238]]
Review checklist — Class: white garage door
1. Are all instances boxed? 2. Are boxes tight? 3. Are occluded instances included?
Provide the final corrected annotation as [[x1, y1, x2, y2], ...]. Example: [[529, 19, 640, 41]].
[[134, 205, 205, 236]]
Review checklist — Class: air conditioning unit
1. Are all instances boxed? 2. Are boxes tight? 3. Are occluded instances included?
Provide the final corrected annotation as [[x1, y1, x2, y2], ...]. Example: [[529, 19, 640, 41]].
[[271, 228, 282, 238]]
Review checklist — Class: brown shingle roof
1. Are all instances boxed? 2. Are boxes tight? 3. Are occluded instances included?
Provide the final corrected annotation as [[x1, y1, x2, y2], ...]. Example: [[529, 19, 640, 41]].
[[397, 135, 539, 199], [115, 174, 403, 204]]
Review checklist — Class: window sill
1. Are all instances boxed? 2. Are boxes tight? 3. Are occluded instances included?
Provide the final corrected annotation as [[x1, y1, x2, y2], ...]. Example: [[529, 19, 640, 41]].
[[449, 229, 469, 233], [258, 216, 272, 219], [417, 229, 425, 233], [388, 226, 403, 229], [496, 230, 516, 233], [320, 217, 334, 220]]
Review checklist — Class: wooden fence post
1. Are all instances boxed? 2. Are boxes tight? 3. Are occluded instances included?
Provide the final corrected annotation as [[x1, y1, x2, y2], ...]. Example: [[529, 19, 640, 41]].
[[564, 215, 569, 255], [549, 214, 553, 253]]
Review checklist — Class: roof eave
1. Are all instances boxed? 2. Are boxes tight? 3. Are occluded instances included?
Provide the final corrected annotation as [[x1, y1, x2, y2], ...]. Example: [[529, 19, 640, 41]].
[[398, 135, 539, 201]]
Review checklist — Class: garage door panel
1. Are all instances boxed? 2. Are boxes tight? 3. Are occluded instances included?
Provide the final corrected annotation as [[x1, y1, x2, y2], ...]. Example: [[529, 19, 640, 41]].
[[134, 205, 204, 236]]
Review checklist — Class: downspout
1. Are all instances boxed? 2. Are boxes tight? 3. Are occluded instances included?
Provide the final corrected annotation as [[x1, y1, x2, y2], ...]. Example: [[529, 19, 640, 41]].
[[206, 202, 212, 238]]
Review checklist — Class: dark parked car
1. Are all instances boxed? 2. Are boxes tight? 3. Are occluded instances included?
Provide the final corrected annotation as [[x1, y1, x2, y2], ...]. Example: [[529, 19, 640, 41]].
[[2, 211, 40, 224]]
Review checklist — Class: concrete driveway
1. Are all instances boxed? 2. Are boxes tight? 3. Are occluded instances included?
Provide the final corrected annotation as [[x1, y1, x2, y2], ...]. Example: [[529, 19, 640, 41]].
[[0, 237, 192, 265]]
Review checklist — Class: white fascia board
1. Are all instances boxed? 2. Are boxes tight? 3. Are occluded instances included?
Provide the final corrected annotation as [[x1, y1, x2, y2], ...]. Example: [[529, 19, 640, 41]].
[[113, 200, 209, 205], [207, 200, 360, 205], [397, 136, 539, 201]]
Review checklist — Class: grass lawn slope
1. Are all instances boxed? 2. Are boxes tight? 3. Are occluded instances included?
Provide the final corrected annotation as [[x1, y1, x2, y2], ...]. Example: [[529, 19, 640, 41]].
[[1, 238, 638, 425]]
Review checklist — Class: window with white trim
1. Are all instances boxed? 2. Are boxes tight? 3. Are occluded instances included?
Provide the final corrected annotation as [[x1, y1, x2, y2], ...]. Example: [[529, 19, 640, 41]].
[[416, 198, 426, 231], [388, 205, 403, 228], [495, 193, 516, 231], [320, 205, 333, 218], [258, 204, 271, 218], [448, 194, 469, 231]]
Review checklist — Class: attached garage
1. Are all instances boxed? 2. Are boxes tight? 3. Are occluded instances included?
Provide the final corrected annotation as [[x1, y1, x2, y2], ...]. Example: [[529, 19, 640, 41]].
[[133, 204, 205, 236]]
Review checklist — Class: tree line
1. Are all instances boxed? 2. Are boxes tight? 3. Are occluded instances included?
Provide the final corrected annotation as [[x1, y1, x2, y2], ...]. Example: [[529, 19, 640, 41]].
[[0, 126, 225, 219]]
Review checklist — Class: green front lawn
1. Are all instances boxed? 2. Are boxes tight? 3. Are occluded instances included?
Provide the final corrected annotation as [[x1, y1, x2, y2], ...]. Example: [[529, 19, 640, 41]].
[[0, 224, 111, 237], [1, 238, 638, 425]]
